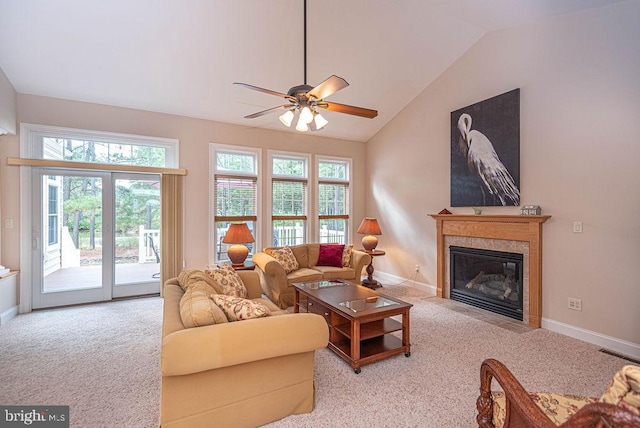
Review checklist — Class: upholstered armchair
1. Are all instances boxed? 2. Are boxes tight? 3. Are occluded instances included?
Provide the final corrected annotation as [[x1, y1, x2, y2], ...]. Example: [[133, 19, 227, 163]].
[[477, 358, 640, 428]]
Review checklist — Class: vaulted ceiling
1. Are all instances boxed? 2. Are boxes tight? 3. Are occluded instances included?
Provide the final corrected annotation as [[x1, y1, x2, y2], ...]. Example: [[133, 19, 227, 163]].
[[0, 0, 626, 142]]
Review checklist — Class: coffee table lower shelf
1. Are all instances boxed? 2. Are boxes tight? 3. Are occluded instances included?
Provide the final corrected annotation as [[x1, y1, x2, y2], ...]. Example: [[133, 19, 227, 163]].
[[330, 335, 410, 372]]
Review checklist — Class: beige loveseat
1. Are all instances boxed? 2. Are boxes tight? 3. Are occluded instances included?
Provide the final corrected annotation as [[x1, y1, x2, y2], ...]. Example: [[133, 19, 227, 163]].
[[161, 270, 329, 428], [253, 243, 371, 309]]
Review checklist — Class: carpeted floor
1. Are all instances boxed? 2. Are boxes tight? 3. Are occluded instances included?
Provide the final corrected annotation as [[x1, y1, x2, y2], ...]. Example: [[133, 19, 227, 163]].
[[0, 286, 629, 427]]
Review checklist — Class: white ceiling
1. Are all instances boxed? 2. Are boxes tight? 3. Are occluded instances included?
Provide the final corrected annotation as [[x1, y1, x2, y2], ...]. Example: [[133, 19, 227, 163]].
[[0, 0, 626, 142]]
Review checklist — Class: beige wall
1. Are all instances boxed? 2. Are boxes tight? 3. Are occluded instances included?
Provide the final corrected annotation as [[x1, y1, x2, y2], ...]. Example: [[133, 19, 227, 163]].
[[0, 94, 366, 271], [0, 66, 17, 135], [367, 1, 640, 346]]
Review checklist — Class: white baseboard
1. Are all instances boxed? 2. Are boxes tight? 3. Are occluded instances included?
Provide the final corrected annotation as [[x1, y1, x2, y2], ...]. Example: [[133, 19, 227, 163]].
[[543, 318, 640, 360], [374, 270, 437, 295], [0, 305, 18, 326], [376, 270, 640, 360]]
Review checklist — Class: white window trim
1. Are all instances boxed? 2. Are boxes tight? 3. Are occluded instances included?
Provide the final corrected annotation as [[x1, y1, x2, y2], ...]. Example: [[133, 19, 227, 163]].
[[209, 143, 262, 266], [18, 123, 179, 313], [315, 155, 353, 245], [268, 150, 312, 245]]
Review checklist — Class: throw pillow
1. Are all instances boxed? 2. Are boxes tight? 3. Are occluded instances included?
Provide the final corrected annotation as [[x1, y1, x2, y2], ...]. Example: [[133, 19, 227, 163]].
[[599, 365, 640, 415], [180, 288, 228, 328], [177, 269, 223, 294], [317, 244, 345, 267], [342, 244, 353, 267], [204, 264, 247, 298], [265, 246, 299, 274], [210, 294, 271, 321]]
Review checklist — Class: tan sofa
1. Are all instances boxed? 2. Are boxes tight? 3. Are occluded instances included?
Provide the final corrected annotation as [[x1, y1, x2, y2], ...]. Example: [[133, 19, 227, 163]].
[[161, 270, 329, 428], [253, 243, 371, 309]]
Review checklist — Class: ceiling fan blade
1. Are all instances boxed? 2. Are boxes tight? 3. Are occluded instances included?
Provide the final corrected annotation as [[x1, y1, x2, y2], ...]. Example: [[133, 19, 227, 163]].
[[307, 75, 349, 100], [319, 101, 378, 119], [244, 105, 294, 119], [234, 82, 289, 99]]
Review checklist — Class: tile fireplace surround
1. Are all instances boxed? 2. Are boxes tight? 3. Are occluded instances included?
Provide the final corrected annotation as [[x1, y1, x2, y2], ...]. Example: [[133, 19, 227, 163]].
[[430, 214, 551, 328]]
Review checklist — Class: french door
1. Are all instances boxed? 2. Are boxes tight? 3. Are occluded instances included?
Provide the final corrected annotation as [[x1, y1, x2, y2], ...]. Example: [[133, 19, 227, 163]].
[[32, 169, 160, 309]]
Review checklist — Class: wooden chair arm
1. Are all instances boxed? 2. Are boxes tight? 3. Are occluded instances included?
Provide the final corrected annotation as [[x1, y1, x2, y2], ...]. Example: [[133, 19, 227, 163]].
[[478, 359, 640, 428], [477, 358, 557, 428], [559, 402, 640, 428]]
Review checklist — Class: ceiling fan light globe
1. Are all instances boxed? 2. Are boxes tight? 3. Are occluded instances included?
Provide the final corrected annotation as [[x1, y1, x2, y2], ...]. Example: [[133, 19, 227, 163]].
[[314, 112, 328, 130], [279, 110, 294, 127], [299, 106, 314, 124], [295, 116, 309, 132]]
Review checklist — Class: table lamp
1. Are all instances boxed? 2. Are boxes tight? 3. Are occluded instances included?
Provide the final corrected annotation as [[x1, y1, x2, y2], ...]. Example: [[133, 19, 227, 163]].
[[357, 217, 382, 251], [223, 223, 255, 266]]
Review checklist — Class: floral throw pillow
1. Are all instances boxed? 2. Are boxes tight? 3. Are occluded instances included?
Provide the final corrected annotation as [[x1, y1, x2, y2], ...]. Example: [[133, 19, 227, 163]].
[[599, 365, 640, 415], [342, 244, 353, 267], [210, 294, 271, 321], [204, 264, 247, 298], [265, 246, 299, 274]]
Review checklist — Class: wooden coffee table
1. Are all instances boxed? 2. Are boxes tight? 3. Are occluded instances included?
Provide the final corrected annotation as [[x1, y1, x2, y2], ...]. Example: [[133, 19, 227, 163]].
[[293, 279, 412, 373]]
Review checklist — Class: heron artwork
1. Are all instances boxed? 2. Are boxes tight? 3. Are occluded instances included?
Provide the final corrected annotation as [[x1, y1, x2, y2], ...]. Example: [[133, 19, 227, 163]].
[[457, 113, 520, 206]]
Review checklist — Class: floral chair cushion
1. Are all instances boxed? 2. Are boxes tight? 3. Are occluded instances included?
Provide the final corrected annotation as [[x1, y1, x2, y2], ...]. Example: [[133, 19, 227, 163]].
[[491, 391, 597, 428]]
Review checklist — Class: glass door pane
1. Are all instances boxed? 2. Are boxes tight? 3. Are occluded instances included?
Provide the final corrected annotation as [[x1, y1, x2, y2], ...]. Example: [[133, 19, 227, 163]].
[[112, 174, 161, 297], [33, 170, 112, 309]]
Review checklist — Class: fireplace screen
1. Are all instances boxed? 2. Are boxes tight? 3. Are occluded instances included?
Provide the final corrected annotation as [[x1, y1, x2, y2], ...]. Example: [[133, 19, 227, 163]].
[[449, 246, 523, 320]]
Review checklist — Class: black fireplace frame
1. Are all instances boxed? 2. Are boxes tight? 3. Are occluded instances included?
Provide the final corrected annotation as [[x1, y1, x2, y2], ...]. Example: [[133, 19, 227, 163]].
[[449, 246, 524, 321]]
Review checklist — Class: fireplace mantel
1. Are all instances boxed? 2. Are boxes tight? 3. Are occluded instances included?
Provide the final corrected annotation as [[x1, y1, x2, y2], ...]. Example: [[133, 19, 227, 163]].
[[429, 214, 551, 328]]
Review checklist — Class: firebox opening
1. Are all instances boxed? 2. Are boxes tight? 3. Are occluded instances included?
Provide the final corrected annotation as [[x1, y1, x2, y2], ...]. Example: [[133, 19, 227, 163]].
[[449, 246, 523, 321]]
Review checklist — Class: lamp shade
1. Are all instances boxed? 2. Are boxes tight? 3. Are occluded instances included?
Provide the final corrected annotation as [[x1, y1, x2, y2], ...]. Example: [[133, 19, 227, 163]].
[[223, 223, 255, 266], [223, 223, 255, 244], [357, 218, 382, 251], [357, 218, 382, 236]]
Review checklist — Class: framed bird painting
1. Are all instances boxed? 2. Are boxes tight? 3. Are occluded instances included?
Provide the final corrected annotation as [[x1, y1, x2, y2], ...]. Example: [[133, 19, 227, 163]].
[[450, 88, 520, 207]]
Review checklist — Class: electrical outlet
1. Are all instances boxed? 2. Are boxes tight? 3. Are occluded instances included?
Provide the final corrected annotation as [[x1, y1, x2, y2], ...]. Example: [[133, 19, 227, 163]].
[[573, 221, 583, 233], [4, 219, 13, 229], [568, 298, 582, 311], [414, 264, 420, 273]]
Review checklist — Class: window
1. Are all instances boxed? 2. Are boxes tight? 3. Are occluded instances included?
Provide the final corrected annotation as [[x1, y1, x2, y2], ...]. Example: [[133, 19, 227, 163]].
[[271, 154, 309, 246], [318, 158, 350, 244], [23, 123, 179, 168], [47, 183, 59, 245], [211, 146, 260, 263]]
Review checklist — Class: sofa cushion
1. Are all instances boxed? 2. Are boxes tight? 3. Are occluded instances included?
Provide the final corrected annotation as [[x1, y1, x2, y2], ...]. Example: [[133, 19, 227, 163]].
[[177, 269, 223, 294], [265, 246, 299, 274], [491, 391, 597, 428], [205, 264, 247, 298], [342, 244, 353, 267], [210, 294, 271, 321], [313, 266, 355, 281], [180, 288, 228, 328], [599, 365, 640, 415], [307, 244, 320, 267], [317, 244, 345, 267], [286, 268, 323, 286], [289, 245, 309, 268]]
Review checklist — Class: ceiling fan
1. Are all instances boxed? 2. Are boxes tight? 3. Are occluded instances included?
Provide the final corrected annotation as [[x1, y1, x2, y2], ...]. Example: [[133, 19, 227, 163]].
[[233, 0, 378, 132]]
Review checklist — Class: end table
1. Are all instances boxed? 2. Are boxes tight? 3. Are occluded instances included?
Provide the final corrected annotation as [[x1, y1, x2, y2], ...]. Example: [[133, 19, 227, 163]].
[[360, 249, 385, 289]]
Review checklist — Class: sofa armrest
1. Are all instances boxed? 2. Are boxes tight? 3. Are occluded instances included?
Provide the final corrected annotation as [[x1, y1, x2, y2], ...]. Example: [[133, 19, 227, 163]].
[[161, 313, 329, 376], [253, 251, 289, 306], [350, 249, 371, 285]]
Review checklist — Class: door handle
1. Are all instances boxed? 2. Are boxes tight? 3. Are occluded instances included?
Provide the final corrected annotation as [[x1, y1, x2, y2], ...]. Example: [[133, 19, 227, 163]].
[[32, 237, 39, 250]]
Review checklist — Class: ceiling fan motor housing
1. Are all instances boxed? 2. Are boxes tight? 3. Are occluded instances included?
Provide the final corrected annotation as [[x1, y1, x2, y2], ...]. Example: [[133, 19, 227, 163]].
[[287, 84, 314, 99]]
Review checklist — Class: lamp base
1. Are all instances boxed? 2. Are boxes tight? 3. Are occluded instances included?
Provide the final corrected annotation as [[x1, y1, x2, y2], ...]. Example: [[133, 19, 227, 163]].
[[361, 235, 378, 252], [227, 245, 249, 266]]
